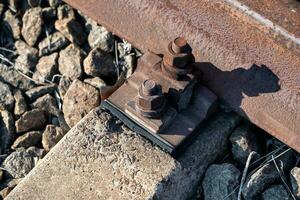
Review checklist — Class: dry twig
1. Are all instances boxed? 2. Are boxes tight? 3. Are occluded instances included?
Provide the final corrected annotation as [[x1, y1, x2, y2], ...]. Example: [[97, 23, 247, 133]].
[[237, 151, 255, 200], [272, 156, 297, 200]]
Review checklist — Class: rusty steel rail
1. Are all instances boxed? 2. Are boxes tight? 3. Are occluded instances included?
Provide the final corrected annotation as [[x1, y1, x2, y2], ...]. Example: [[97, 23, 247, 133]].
[[64, 0, 300, 152]]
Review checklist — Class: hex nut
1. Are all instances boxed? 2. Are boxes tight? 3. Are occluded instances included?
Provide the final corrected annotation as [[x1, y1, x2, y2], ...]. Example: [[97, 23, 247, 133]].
[[136, 94, 165, 110], [162, 59, 192, 77], [164, 43, 195, 68]]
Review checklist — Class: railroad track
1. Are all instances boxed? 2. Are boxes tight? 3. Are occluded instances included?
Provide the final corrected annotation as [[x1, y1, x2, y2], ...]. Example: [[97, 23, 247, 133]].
[[2, 0, 300, 199], [64, 0, 300, 153]]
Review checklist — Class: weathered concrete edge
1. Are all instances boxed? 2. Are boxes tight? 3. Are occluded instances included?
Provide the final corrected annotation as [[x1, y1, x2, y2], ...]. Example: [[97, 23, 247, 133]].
[[7, 108, 177, 199], [7, 108, 241, 199]]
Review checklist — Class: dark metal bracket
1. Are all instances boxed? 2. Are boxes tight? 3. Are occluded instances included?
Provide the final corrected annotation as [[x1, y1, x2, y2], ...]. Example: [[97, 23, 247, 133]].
[[102, 38, 218, 154]]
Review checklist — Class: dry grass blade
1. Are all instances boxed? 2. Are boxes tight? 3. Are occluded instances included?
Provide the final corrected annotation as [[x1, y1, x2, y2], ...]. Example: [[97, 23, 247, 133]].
[[51, 74, 62, 83], [251, 144, 285, 166], [0, 53, 14, 65], [0, 52, 65, 111], [16, 69, 43, 84], [237, 151, 255, 200], [0, 53, 51, 85], [223, 145, 289, 199], [0, 47, 17, 54], [44, 25, 51, 51], [271, 156, 297, 200], [222, 185, 239, 200], [251, 148, 291, 175], [122, 39, 132, 54], [114, 40, 120, 78], [7, 6, 17, 13], [54, 89, 62, 110]]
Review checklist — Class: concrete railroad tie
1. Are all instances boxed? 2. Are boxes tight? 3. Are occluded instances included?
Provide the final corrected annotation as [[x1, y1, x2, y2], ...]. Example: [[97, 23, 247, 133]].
[[7, 107, 240, 200]]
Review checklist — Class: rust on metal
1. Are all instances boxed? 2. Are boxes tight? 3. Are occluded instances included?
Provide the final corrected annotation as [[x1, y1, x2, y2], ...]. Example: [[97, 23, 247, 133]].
[[104, 38, 217, 151], [162, 38, 195, 80], [134, 79, 167, 118], [64, 0, 300, 152], [228, 0, 300, 51]]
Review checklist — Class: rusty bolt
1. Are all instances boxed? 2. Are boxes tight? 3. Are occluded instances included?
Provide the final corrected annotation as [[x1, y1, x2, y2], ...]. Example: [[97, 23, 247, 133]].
[[164, 42, 194, 69], [141, 79, 158, 96], [162, 37, 195, 79], [135, 79, 166, 118], [171, 37, 191, 54]]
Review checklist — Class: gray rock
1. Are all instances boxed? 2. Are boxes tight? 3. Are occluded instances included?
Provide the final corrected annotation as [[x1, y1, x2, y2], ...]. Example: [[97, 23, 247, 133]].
[[262, 185, 291, 200], [77, 11, 97, 33], [31, 94, 69, 132], [48, 0, 61, 7], [31, 93, 59, 115], [22, 8, 43, 46], [0, 64, 36, 91], [230, 125, 261, 166], [0, 81, 14, 111], [2, 148, 42, 178], [26, 146, 46, 158], [202, 163, 241, 200], [290, 167, 300, 199], [42, 125, 64, 151], [55, 19, 86, 46], [83, 77, 106, 90], [14, 40, 39, 58], [58, 75, 72, 99], [32, 53, 58, 83], [15, 109, 47, 133], [83, 47, 115, 77], [242, 163, 280, 200], [51, 116, 59, 126], [42, 7, 56, 19], [0, 3, 4, 16], [0, 169, 3, 182], [0, 178, 22, 199], [57, 4, 75, 20], [58, 44, 84, 80], [13, 89, 27, 116], [27, 0, 40, 7], [11, 131, 42, 149], [25, 84, 56, 101], [88, 25, 114, 52], [14, 53, 37, 76], [3, 10, 22, 40], [63, 79, 100, 127], [0, 111, 15, 153], [38, 32, 69, 56], [55, 112, 70, 134]]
